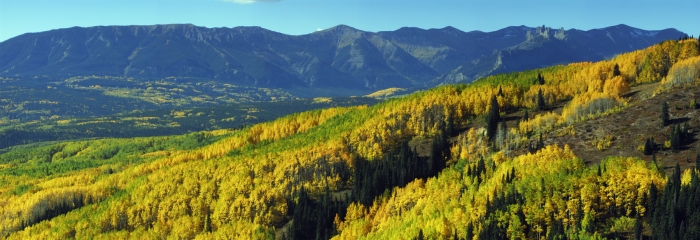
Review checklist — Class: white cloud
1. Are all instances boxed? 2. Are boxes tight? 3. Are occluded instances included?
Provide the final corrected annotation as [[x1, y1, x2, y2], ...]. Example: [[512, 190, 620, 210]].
[[316, 28, 323, 32], [222, 0, 283, 4]]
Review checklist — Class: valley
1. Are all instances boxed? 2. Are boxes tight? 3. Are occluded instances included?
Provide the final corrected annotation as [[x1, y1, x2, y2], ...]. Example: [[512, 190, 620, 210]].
[[0, 77, 378, 150]]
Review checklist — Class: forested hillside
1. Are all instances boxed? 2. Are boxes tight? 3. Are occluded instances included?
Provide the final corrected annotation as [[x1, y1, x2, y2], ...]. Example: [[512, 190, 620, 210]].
[[1, 37, 699, 239]]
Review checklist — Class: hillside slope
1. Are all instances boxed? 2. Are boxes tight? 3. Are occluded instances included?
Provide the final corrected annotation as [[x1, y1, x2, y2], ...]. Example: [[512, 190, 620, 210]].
[[0, 38, 698, 239]]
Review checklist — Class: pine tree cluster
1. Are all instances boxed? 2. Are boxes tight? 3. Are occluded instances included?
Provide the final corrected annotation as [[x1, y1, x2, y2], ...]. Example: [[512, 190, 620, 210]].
[[669, 122, 690, 151], [648, 164, 700, 240], [292, 119, 455, 240]]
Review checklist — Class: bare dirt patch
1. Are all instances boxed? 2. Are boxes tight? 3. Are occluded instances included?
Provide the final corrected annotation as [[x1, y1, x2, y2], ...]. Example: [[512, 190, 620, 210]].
[[539, 83, 699, 174], [409, 138, 433, 157]]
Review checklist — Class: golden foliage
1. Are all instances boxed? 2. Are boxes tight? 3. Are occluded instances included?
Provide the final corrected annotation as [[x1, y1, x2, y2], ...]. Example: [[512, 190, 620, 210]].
[[663, 55, 700, 88], [335, 145, 664, 239], [2, 39, 697, 239]]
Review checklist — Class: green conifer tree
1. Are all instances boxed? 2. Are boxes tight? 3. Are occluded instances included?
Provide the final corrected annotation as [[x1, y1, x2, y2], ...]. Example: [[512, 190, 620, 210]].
[[523, 109, 529, 121], [634, 215, 643, 240], [465, 223, 474, 240], [486, 95, 500, 141], [537, 89, 546, 111], [671, 125, 680, 151], [661, 102, 670, 127], [537, 73, 545, 85], [644, 138, 653, 155]]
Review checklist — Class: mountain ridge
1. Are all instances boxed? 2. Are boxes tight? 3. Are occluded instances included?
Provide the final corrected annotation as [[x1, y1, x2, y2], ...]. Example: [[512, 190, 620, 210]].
[[0, 24, 685, 93]]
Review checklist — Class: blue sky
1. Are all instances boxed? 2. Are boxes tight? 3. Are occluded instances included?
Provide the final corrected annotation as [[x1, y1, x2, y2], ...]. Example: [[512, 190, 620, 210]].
[[1, 0, 698, 42]]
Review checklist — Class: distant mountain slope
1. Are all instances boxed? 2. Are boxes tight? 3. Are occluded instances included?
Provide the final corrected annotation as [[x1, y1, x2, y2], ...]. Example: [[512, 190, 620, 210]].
[[434, 25, 685, 85], [0, 24, 684, 91]]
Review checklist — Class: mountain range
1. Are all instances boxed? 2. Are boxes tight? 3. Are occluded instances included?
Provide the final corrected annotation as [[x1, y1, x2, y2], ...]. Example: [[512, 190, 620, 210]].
[[0, 24, 684, 93]]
